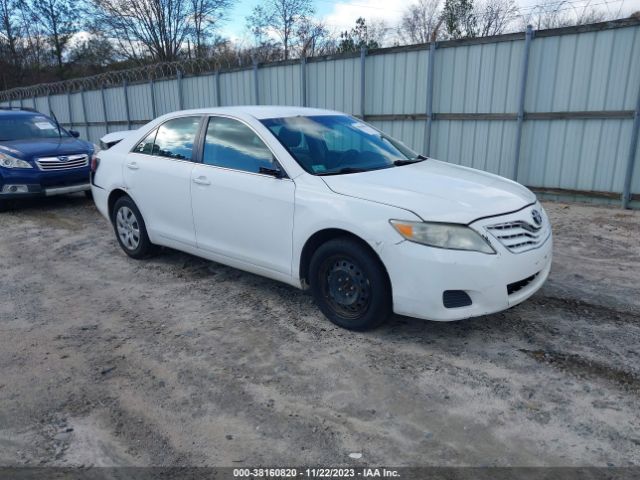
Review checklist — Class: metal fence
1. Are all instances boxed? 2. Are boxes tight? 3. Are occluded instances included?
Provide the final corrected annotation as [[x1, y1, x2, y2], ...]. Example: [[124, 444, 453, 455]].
[[2, 18, 639, 208]]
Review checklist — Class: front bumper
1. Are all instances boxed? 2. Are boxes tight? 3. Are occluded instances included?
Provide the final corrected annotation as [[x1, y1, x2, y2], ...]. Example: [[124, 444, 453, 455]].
[[383, 207, 553, 322], [0, 167, 90, 199], [0, 182, 90, 199]]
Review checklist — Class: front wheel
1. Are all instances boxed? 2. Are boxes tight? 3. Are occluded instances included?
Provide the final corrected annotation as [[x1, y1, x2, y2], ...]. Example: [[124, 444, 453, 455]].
[[112, 196, 155, 259], [309, 237, 392, 331]]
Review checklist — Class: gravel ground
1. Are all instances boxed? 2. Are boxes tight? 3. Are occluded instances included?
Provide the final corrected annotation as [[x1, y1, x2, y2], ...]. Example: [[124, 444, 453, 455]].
[[0, 196, 638, 467]]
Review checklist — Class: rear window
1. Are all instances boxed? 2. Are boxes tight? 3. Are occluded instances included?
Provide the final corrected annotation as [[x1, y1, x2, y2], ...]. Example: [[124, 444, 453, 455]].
[[0, 115, 69, 141]]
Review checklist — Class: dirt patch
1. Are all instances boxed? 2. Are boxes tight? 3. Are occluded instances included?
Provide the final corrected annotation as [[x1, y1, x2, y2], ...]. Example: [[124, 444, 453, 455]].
[[520, 349, 640, 391], [0, 196, 639, 467]]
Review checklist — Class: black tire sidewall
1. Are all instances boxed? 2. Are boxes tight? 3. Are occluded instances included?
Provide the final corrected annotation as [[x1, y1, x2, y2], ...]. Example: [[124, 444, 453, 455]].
[[112, 196, 153, 259], [309, 238, 392, 331]]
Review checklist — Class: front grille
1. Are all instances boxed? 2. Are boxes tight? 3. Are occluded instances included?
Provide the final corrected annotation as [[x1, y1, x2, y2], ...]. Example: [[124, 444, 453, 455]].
[[36, 154, 88, 171], [507, 273, 538, 295], [486, 216, 550, 254]]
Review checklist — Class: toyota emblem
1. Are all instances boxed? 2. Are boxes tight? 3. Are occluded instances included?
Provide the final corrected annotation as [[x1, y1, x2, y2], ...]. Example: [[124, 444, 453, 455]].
[[531, 209, 543, 226]]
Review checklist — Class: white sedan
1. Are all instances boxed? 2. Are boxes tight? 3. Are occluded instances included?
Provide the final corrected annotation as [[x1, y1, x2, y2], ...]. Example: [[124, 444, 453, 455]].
[[91, 106, 552, 330]]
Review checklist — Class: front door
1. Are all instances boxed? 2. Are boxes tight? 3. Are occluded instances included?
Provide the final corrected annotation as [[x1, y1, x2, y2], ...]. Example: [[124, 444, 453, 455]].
[[190, 116, 295, 276]]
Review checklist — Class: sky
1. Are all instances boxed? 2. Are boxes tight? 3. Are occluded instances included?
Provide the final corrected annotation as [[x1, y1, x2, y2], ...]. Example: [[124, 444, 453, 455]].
[[220, 0, 640, 46]]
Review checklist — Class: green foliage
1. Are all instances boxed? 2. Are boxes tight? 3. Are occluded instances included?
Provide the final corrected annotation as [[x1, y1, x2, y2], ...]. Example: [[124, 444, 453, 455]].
[[443, 0, 477, 38], [337, 17, 381, 53]]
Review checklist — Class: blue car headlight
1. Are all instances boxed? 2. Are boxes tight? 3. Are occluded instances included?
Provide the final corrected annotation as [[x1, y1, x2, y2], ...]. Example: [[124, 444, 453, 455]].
[[0, 152, 32, 169]]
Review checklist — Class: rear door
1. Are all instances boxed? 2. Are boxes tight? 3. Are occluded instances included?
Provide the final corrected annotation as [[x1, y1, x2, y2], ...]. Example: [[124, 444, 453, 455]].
[[190, 115, 295, 276], [124, 116, 202, 247]]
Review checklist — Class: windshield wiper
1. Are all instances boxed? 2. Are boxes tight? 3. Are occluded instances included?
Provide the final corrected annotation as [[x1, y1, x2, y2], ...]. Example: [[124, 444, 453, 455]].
[[50, 110, 63, 138], [317, 167, 370, 176], [394, 155, 428, 166]]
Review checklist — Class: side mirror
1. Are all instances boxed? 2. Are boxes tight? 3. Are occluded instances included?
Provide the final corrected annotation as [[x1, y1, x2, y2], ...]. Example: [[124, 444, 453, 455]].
[[259, 166, 284, 178], [69, 130, 80, 138]]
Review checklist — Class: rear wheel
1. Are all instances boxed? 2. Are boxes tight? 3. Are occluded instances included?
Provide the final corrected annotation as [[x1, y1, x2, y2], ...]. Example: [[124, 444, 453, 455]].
[[309, 237, 392, 330], [112, 196, 155, 259]]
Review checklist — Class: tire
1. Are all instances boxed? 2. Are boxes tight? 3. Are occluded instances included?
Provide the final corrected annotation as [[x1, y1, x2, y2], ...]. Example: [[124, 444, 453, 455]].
[[309, 237, 392, 331], [112, 196, 155, 259]]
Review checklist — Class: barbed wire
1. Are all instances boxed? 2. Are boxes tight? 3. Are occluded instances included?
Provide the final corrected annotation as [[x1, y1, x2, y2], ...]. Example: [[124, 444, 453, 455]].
[[0, 57, 245, 102]]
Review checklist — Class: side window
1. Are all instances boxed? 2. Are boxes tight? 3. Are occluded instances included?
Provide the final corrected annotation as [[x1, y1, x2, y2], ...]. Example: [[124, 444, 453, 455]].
[[153, 117, 201, 161], [203, 117, 274, 173], [133, 129, 158, 155]]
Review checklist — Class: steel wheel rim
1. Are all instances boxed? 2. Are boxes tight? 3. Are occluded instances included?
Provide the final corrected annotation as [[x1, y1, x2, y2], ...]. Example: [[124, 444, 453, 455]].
[[116, 206, 140, 251], [319, 255, 371, 319]]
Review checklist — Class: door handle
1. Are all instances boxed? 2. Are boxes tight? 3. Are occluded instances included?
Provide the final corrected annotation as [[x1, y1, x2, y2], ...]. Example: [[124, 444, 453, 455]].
[[126, 162, 139, 170], [192, 176, 211, 186]]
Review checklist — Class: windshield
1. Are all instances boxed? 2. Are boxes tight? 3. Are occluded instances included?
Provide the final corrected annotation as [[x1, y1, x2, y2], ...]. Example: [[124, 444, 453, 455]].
[[261, 115, 420, 175], [0, 115, 68, 141]]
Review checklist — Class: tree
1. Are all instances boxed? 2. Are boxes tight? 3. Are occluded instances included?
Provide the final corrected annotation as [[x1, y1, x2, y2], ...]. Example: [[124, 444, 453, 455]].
[[475, 0, 518, 37], [68, 35, 117, 72], [88, 0, 234, 62], [0, 0, 21, 73], [88, 0, 191, 61], [27, 0, 77, 78], [443, 0, 476, 38], [337, 17, 385, 53], [297, 18, 332, 57], [190, 0, 233, 58], [246, 0, 314, 60], [399, 0, 442, 44]]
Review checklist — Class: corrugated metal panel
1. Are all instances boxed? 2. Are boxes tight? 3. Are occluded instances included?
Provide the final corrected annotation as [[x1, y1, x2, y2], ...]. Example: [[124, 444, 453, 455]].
[[49, 94, 71, 124], [527, 27, 640, 112], [366, 50, 428, 115], [259, 64, 301, 106], [68, 92, 89, 138], [519, 118, 634, 191], [83, 91, 104, 122], [307, 57, 360, 114], [434, 40, 522, 114], [88, 125, 108, 143], [183, 75, 217, 109], [104, 87, 127, 122], [127, 83, 153, 121], [34, 97, 48, 113], [154, 79, 180, 115], [430, 119, 517, 178], [219, 70, 254, 106]]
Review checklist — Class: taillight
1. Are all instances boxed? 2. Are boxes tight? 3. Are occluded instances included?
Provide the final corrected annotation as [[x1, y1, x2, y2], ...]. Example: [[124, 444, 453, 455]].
[[90, 154, 100, 173]]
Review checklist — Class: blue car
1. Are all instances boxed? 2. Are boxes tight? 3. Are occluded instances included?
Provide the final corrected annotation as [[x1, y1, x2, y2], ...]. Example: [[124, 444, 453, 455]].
[[0, 107, 95, 209]]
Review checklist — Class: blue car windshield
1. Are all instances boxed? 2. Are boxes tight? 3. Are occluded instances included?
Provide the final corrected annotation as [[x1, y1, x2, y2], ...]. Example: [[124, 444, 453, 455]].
[[0, 115, 68, 141], [261, 115, 419, 175]]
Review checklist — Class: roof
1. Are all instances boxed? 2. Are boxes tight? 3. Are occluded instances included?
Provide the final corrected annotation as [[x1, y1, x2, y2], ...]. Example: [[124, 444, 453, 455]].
[[170, 106, 343, 120], [0, 108, 42, 117]]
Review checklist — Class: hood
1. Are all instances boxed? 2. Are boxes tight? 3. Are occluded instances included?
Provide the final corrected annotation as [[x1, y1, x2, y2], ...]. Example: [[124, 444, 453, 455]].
[[0, 137, 93, 161], [321, 159, 536, 224]]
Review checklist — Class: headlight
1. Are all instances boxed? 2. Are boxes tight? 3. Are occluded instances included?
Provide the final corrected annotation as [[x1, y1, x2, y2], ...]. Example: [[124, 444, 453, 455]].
[[0, 152, 32, 169], [390, 220, 495, 254]]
